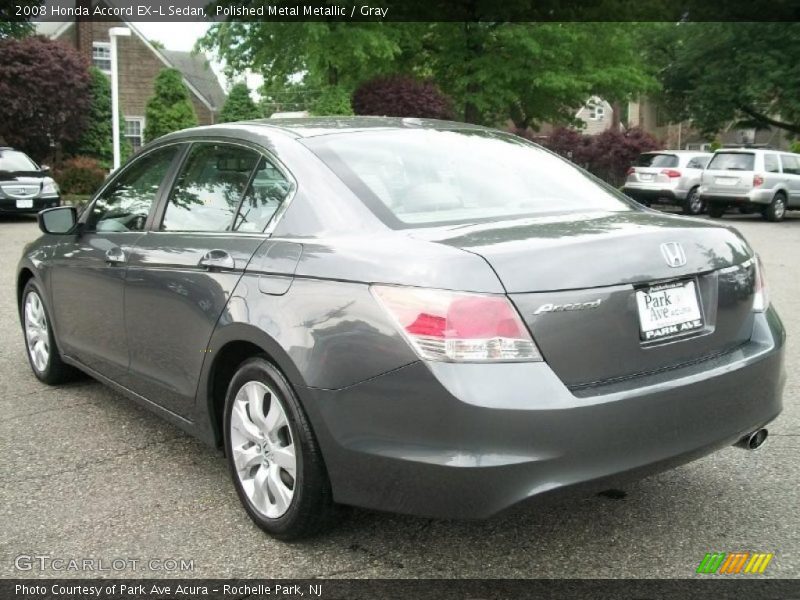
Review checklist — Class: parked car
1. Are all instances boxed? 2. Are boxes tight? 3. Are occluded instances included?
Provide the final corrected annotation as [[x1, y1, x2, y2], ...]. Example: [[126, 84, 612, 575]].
[[623, 151, 712, 215], [18, 118, 784, 539], [700, 148, 800, 221], [0, 147, 61, 214]]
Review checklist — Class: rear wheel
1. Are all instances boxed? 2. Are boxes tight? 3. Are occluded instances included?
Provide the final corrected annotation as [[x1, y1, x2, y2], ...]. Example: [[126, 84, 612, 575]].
[[21, 280, 78, 385], [224, 357, 335, 540], [708, 203, 726, 219], [682, 187, 704, 215], [762, 192, 787, 222]]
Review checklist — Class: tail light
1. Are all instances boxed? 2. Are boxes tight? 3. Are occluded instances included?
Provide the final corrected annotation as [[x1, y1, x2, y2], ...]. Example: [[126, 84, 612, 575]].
[[371, 285, 542, 362], [753, 174, 765, 187], [660, 169, 682, 178], [753, 256, 769, 312], [626, 167, 636, 176]]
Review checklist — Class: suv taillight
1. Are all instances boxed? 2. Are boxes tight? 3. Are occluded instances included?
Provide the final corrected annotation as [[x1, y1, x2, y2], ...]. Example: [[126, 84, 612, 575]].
[[626, 167, 636, 176], [753, 174, 765, 187], [661, 169, 682, 178], [371, 285, 542, 362]]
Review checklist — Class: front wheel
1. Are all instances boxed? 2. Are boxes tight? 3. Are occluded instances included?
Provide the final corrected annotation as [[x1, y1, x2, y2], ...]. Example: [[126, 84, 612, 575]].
[[682, 187, 704, 215], [224, 357, 335, 540], [708, 203, 726, 219], [762, 193, 787, 222], [21, 280, 78, 385]]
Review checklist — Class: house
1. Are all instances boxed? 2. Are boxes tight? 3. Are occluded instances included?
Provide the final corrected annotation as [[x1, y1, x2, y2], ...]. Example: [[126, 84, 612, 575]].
[[36, 16, 225, 151], [575, 97, 615, 135]]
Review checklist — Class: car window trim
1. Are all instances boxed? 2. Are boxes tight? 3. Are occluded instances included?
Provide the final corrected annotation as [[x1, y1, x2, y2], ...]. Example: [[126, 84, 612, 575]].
[[78, 141, 189, 233], [147, 137, 297, 236]]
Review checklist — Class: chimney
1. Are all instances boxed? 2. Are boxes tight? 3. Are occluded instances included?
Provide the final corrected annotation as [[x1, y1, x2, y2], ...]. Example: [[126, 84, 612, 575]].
[[74, 0, 94, 60]]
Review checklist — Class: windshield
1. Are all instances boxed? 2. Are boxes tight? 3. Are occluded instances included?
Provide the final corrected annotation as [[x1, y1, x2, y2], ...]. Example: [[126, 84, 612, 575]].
[[306, 129, 632, 227], [707, 152, 755, 171], [635, 153, 678, 168], [0, 150, 39, 172]]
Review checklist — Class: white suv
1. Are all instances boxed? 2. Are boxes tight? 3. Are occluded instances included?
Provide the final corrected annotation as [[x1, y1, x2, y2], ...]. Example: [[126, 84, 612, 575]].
[[623, 151, 712, 215], [699, 148, 800, 222]]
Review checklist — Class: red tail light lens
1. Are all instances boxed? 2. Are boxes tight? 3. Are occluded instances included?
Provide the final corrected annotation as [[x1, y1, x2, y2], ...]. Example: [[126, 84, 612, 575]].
[[626, 167, 636, 176], [753, 174, 765, 187], [660, 169, 682, 178], [371, 285, 542, 362]]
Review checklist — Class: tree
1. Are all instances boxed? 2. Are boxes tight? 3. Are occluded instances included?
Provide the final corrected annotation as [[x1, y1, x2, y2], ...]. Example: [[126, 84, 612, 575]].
[[144, 68, 198, 142], [219, 82, 261, 122], [0, 36, 91, 161], [0, 1, 41, 39], [352, 74, 453, 119], [65, 67, 131, 166], [651, 23, 800, 136]]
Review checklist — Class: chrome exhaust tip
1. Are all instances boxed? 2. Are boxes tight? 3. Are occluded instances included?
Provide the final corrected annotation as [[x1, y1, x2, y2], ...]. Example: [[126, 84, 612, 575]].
[[734, 428, 768, 450]]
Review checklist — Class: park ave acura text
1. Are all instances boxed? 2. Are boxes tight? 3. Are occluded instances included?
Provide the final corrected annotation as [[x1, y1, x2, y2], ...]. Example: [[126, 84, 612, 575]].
[[17, 118, 785, 539]]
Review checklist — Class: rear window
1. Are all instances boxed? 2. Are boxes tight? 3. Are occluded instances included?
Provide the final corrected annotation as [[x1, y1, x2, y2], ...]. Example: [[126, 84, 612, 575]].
[[305, 129, 632, 227], [635, 153, 678, 168], [0, 150, 39, 172], [707, 152, 755, 171]]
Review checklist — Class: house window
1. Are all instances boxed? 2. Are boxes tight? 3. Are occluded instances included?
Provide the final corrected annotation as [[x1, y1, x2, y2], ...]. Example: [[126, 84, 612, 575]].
[[92, 42, 111, 73], [124, 117, 145, 151], [588, 103, 605, 121]]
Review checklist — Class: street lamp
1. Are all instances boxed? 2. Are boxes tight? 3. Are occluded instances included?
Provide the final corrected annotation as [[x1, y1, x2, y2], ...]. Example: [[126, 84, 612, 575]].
[[109, 26, 131, 171]]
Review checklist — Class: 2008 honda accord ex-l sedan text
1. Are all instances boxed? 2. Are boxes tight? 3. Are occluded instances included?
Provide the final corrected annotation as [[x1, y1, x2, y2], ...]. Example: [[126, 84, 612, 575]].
[[18, 118, 785, 539]]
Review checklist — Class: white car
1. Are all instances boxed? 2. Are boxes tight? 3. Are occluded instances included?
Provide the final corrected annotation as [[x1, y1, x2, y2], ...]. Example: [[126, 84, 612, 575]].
[[623, 151, 712, 215]]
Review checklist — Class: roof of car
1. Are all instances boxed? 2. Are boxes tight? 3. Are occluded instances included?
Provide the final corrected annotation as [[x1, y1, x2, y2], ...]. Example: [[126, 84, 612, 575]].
[[643, 150, 711, 155], [234, 116, 493, 138]]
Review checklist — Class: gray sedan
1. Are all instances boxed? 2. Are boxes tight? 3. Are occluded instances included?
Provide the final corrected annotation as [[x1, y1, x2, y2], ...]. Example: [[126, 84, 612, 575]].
[[17, 118, 785, 539]]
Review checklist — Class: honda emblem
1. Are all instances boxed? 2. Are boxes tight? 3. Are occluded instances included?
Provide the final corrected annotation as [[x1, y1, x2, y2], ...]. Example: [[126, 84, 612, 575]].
[[660, 242, 687, 268]]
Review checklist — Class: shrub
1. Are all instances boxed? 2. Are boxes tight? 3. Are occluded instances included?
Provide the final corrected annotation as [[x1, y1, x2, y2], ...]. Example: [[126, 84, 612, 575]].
[[352, 74, 454, 120], [53, 156, 107, 196], [310, 86, 353, 116], [219, 82, 261, 123], [145, 68, 198, 142]]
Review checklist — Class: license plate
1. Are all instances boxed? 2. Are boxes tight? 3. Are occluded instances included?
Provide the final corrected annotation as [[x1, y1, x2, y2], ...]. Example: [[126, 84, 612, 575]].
[[715, 177, 738, 186], [639, 173, 654, 181], [636, 280, 703, 341], [15, 199, 33, 209]]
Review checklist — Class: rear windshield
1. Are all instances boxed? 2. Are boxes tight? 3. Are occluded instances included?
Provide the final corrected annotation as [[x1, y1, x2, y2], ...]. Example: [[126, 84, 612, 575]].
[[707, 152, 755, 171], [305, 130, 632, 227], [635, 153, 678, 168], [0, 150, 39, 172]]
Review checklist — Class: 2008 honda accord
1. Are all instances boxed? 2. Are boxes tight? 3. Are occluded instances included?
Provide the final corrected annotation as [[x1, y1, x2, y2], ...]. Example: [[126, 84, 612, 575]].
[[17, 118, 785, 539]]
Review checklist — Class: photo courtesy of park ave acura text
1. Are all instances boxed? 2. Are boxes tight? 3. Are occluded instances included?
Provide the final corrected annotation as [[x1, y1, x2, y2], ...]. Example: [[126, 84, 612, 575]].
[[1, 0, 799, 597]]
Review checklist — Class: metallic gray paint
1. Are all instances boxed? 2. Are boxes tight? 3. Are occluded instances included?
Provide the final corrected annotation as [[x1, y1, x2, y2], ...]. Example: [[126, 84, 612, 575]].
[[16, 118, 786, 520]]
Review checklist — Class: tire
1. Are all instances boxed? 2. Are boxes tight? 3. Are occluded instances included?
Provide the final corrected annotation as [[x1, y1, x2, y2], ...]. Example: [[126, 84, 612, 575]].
[[762, 192, 787, 222], [708, 203, 726, 219], [223, 357, 335, 540], [21, 279, 78, 385], [682, 187, 704, 215]]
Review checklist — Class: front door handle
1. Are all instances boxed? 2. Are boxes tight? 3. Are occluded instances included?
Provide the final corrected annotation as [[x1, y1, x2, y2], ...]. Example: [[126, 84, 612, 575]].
[[105, 247, 126, 265], [199, 249, 235, 270]]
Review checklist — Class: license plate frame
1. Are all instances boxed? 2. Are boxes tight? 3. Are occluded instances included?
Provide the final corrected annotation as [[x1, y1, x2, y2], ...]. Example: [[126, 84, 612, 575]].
[[636, 280, 704, 342], [15, 199, 34, 209]]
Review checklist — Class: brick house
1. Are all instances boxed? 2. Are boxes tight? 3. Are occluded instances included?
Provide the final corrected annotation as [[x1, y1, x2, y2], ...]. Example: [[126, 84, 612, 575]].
[[36, 17, 225, 151]]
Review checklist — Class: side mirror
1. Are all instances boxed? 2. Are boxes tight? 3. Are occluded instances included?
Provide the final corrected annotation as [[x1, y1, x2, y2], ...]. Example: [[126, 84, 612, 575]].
[[40, 164, 51, 173], [38, 206, 77, 235]]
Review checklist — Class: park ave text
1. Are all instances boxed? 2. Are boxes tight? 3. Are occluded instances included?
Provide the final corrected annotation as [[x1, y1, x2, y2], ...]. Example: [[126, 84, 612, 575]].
[[16, 583, 322, 597]]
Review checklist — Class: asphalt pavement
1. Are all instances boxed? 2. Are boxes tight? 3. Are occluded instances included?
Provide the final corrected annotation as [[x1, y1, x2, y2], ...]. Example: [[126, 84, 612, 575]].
[[1, 212, 797, 579]]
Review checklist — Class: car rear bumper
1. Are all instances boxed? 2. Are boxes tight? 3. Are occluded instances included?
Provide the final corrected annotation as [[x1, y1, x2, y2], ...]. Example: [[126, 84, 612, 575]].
[[0, 196, 60, 214], [700, 189, 773, 205], [622, 185, 687, 203], [302, 308, 785, 519]]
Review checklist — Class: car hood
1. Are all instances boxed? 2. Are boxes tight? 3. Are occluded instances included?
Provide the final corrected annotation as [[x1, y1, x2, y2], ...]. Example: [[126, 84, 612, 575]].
[[407, 210, 752, 292]]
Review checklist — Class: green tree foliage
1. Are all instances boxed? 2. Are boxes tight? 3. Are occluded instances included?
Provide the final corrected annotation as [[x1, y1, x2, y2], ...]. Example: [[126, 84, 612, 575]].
[[144, 68, 198, 142], [200, 19, 656, 127], [310, 86, 353, 116], [651, 23, 800, 136], [0, 36, 91, 161], [66, 67, 131, 166], [0, 0, 42, 39], [219, 82, 261, 122]]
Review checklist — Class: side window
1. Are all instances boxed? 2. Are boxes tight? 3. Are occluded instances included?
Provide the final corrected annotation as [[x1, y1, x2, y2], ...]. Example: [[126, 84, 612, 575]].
[[233, 157, 294, 232], [161, 143, 259, 232], [780, 154, 800, 175], [686, 157, 709, 169], [86, 146, 178, 233], [764, 154, 780, 173]]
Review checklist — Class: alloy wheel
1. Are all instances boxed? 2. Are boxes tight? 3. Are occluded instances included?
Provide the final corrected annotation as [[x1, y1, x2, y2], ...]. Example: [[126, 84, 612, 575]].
[[687, 189, 703, 214], [774, 197, 786, 220], [229, 380, 297, 519], [24, 291, 50, 373]]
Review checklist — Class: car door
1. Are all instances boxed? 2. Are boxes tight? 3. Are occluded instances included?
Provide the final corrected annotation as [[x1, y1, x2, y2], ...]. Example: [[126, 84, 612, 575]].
[[49, 145, 182, 382], [779, 154, 800, 206], [123, 141, 295, 418]]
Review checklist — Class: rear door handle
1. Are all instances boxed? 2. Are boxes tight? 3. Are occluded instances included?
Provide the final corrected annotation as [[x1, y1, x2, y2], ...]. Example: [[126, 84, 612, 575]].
[[199, 249, 235, 270], [105, 247, 126, 265]]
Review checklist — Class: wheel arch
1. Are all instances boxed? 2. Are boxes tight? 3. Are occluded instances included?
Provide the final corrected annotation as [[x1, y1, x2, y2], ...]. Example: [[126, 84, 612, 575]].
[[16, 267, 35, 313]]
